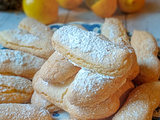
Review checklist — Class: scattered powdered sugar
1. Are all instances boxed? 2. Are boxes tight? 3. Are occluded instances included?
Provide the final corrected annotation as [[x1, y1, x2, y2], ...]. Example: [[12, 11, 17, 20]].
[[0, 104, 51, 119], [0, 50, 45, 75], [11, 29, 39, 44], [0, 74, 33, 93], [53, 25, 133, 64], [0, 50, 26, 66], [71, 69, 114, 96]]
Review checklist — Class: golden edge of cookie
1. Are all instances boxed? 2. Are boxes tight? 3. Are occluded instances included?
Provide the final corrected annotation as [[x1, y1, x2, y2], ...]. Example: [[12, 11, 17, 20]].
[[0, 74, 33, 103]]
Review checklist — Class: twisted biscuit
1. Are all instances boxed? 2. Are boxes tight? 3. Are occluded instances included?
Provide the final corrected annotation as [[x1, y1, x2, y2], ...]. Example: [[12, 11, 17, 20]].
[[0, 104, 52, 120], [0, 49, 46, 79], [131, 30, 160, 85], [31, 90, 60, 113], [52, 25, 136, 76], [0, 74, 33, 103], [39, 51, 80, 84], [112, 81, 160, 120], [101, 18, 129, 44]]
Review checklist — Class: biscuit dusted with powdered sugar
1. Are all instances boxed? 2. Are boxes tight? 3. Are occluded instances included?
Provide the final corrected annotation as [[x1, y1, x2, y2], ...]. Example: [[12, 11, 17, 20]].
[[66, 69, 126, 106], [33, 71, 134, 119], [0, 28, 53, 59], [52, 25, 136, 76], [18, 17, 55, 58], [0, 104, 52, 120], [0, 49, 46, 79], [31, 91, 60, 113], [0, 74, 33, 103], [101, 18, 139, 81], [101, 18, 129, 44], [64, 80, 134, 120], [113, 81, 160, 120], [32, 71, 75, 109], [131, 30, 160, 85], [39, 51, 80, 84]]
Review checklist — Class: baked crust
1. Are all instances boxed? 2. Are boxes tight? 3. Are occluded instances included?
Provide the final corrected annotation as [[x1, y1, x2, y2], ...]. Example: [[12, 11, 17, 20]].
[[0, 49, 46, 79], [0, 104, 52, 120], [0, 74, 33, 103], [101, 18, 129, 44], [52, 25, 137, 77], [31, 91, 60, 113], [39, 51, 80, 84], [131, 30, 160, 85], [113, 81, 160, 120]]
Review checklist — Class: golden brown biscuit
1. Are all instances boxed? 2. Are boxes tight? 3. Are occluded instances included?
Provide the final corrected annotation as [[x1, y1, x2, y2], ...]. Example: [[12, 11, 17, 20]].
[[66, 69, 126, 106], [0, 103, 52, 120], [52, 25, 137, 77], [0, 74, 33, 103], [101, 18, 129, 44], [0, 28, 53, 59], [101, 18, 139, 81], [64, 80, 134, 120], [0, 49, 46, 79], [39, 51, 80, 84], [32, 71, 75, 109], [131, 30, 160, 85], [113, 81, 160, 120], [18, 17, 55, 58], [33, 70, 134, 119], [31, 91, 60, 113]]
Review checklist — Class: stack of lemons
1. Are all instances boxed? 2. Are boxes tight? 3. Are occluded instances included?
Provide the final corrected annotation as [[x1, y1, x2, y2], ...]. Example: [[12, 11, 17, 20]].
[[23, 0, 145, 24]]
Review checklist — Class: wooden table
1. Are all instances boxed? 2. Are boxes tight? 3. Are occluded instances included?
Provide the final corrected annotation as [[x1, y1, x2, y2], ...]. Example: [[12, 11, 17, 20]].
[[0, 0, 160, 46]]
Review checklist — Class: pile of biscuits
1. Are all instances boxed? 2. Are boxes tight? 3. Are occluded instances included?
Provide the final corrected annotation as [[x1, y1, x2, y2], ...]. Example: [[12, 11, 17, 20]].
[[0, 17, 160, 120]]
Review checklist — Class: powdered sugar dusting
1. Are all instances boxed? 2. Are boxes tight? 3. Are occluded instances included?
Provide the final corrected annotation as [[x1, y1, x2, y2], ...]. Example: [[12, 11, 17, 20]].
[[71, 69, 114, 96], [53, 25, 133, 65], [0, 50, 25, 66], [11, 29, 39, 44], [0, 104, 51, 119], [0, 50, 45, 76], [0, 74, 33, 93]]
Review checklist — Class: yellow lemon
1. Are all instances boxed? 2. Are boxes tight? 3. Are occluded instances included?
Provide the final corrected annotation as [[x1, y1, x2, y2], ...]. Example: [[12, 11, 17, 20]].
[[23, 0, 58, 24], [57, 0, 83, 9], [85, 0, 117, 18], [118, 0, 145, 13]]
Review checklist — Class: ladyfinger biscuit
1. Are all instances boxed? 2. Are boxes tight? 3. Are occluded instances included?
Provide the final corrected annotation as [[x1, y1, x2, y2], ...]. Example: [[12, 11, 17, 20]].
[[0, 49, 46, 79], [31, 91, 60, 113], [63, 80, 134, 120], [39, 51, 80, 84], [101, 18, 139, 81], [0, 103, 52, 120], [113, 81, 160, 120], [131, 30, 160, 85], [32, 71, 75, 109], [52, 25, 137, 76], [101, 18, 129, 44], [0, 74, 33, 103], [0, 28, 53, 59], [66, 69, 126, 106], [18, 17, 55, 58]]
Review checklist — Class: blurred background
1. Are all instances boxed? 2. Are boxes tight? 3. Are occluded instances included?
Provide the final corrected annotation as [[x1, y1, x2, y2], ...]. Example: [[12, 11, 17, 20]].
[[0, 0, 160, 46]]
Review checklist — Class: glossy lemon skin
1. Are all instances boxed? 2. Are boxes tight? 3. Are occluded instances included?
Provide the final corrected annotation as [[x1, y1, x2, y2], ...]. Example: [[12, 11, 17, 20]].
[[57, 0, 83, 9], [23, 0, 58, 24], [118, 0, 145, 13], [85, 0, 117, 18]]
